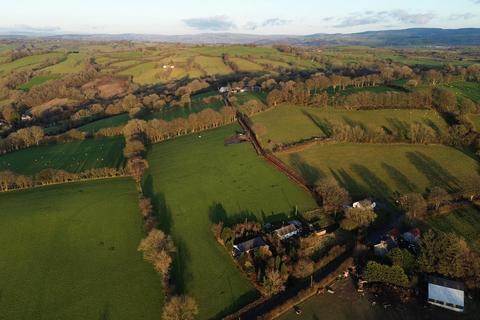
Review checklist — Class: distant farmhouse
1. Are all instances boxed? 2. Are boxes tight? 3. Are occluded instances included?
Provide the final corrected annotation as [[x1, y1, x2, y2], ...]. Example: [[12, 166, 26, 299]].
[[428, 276, 465, 313]]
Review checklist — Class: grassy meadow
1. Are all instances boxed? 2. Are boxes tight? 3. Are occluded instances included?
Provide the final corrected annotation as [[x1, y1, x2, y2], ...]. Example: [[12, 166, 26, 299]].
[[278, 143, 480, 200], [251, 105, 448, 147], [145, 124, 317, 319], [425, 205, 480, 251], [77, 113, 130, 134], [0, 52, 65, 75], [0, 178, 164, 320], [17, 75, 59, 91], [0, 137, 125, 175], [43, 52, 87, 74]]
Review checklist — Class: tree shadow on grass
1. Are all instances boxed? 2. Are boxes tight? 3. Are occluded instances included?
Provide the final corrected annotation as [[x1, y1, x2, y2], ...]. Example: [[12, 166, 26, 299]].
[[351, 164, 391, 201], [381, 163, 417, 193], [330, 168, 364, 200], [143, 174, 172, 233], [170, 236, 190, 295], [288, 153, 325, 185], [301, 110, 332, 136], [211, 290, 260, 320], [209, 202, 290, 227], [386, 118, 409, 140], [405, 151, 460, 192], [342, 116, 367, 130]]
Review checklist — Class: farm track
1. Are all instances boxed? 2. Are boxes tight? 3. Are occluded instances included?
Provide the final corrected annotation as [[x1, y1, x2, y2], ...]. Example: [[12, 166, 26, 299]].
[[237, 112, 315, 196]]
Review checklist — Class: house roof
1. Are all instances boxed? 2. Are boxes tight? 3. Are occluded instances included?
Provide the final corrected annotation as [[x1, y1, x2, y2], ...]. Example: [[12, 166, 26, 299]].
[[234, 236, 265, 253], [274, 224, 298, 238]]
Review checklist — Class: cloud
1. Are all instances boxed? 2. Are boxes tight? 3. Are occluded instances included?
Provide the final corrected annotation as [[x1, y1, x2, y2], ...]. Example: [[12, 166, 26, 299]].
[[243, 18, 290, 31], [449, 13, 476, 20], [183, 16, 236, 31], [390, 10, 435, 24], [334, 10, 434, 28], [262, 18, 290, 27], [323, 17, 335, 22]]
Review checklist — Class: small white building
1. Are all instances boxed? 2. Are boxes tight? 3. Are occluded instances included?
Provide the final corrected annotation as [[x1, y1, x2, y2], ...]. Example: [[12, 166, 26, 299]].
[[428, 276, 465, 313], [21, 114, 32, 121], [353, 199, 376, 210]]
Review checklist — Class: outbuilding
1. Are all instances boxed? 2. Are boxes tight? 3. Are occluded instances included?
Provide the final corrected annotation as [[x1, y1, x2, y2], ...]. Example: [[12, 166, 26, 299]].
[[427, 276, 465, 313]]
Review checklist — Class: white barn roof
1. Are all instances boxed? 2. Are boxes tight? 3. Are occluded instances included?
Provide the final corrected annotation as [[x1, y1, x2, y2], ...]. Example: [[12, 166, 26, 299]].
[[428, 276, 465, 312]]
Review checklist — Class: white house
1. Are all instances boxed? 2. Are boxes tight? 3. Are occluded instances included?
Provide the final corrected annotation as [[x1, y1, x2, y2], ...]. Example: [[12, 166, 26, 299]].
[[428, 276, 465, 313]]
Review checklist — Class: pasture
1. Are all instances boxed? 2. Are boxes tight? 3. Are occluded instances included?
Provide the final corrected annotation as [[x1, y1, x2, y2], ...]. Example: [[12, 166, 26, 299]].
[[0, 137, 125, 175], [278, 143, 480, 200], [0, 178, 163, 320], [447, 81, 480, 102], [251, 105, 448, 147], [145, 124, 317, 319], [77, 113, 130, 134], [0, 52, 65, 75], [17, 75, 59, 91], [43, 52, 87, 74], [425, 205, 480, 251]]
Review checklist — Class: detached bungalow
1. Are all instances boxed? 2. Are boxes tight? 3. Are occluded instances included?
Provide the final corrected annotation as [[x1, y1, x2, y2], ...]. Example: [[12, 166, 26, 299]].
[[428, 276, 465, 312], [233, 236, 266, 257]]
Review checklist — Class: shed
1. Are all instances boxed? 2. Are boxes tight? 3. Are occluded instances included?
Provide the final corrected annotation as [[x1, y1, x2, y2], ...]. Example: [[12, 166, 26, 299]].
[[428, 276, 465, 312]]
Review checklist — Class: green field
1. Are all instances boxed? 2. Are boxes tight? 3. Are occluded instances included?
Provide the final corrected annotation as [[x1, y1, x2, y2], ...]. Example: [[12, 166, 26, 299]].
[[0, 178, 163, 320], [77, 113, 130, 134], [148, 92, 226, 121], [445, 81, 480, 102], [426, 206, 480, 250], [0, 137, 125, 175], [0, 52, 64, 75], [278, 143, 480, 200], [17, 75, 59, 91], [195, 56, 231, 75], [252, 106, 448, 147], [43, 53, 87, 74], [146, 124, 317, 319], [327, 84, 406, 96]]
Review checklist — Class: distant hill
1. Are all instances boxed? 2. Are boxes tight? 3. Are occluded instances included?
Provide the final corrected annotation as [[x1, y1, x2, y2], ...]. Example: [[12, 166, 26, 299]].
[[1, 28, 480, 47]]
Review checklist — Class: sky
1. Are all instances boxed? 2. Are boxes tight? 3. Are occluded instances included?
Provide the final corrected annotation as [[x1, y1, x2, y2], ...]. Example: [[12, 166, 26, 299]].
[[1, 0, 479, 35]]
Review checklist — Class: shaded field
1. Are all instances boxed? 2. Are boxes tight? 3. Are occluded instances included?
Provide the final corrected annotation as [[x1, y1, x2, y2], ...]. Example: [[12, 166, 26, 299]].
[[327, 85, 405, 96], [77, 113, 130, 134], [0, 178, 164, 320], [17, 75, 59, 91], [145, 124, 317, 319], [252, 106, 448, 147], [0, 137, 125, 175], [426, 205, 480, 251], [278, 143, 480, 200]]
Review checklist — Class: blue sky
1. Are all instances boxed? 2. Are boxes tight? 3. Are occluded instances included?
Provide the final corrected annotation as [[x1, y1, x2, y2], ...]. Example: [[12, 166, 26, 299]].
[[1, 0, 479, 34]]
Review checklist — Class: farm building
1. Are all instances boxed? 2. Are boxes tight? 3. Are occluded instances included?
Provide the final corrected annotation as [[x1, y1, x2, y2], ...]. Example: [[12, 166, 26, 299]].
[[274, 221, 301, 240], [233, 236, 266, 257], [427, 276, 465, 312]]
